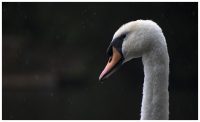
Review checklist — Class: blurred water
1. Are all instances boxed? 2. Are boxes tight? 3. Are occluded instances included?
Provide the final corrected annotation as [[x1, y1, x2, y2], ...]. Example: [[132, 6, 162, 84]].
[[3, 84, 197, 120]]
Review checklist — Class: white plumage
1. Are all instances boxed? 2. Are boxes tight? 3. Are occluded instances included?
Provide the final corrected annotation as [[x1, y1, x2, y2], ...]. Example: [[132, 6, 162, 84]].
[[99, 20, 169, 120]]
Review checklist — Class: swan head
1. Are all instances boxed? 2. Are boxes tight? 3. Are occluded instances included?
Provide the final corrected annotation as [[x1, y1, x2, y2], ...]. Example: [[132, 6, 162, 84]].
[[99, 20, 156, 81]]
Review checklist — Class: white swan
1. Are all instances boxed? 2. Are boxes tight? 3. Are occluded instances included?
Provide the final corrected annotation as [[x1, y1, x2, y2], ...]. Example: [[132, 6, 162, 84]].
[[99, 20, 169, 120]]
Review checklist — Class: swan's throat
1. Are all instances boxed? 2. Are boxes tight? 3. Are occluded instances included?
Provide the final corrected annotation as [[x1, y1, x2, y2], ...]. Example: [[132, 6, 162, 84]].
[[140, 48, 169, 120]]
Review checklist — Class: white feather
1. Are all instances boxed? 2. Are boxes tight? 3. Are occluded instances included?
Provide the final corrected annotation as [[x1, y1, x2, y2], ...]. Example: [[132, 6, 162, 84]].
[[113, 20, 169, 120]]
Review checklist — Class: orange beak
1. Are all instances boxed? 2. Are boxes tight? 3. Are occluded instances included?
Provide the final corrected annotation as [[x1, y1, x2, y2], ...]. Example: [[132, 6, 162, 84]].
[[99, 47, 122, 81]]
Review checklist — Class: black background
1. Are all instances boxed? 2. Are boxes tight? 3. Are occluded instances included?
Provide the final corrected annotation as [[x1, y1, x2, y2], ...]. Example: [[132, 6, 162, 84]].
[[2, 2, 198, 120]]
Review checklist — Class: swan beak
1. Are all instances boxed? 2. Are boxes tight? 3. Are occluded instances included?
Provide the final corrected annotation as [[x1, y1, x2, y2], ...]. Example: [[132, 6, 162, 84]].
[[99, 47, 122, 81]]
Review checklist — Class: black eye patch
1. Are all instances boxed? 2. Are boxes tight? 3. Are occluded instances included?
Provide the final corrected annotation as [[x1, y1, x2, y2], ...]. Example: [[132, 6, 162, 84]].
[[106, 34, 126, 57]]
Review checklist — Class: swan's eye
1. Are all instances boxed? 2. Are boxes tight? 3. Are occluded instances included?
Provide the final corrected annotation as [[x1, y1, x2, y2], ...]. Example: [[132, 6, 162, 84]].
[[106, 33, 126, 58], [107, 45, 113, 57]]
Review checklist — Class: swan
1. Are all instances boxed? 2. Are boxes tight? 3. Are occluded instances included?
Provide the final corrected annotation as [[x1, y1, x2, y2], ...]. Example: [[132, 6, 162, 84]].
[[99, 20, 169, 120]]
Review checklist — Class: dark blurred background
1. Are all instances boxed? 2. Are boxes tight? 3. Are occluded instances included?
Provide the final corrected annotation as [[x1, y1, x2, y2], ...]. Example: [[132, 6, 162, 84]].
[[2, 2, 198, 120]]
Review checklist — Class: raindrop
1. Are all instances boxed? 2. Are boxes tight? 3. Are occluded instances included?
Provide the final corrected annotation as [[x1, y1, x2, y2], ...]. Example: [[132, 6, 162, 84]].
[[81, 9, 88, 15], [25, 59, 29, 65], [50, 92, 54, 97], [93, 12, 97, 16], [51, 68, 56, 73], [82, 25, 86, 29], [68, 98, 72, 104], [10, 115, 14, 119], [23, 98, 27, 102], [56, 35, 60, 40], [24, 15, 28, 20], [97, 81, 104, 87], [85, 87, 89, 91], [161, 13, 165, 18], [34, 75, 39, 81], [192, 11, 196, 16]]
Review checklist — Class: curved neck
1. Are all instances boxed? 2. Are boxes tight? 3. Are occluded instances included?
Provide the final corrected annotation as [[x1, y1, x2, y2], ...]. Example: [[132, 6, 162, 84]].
[[140, 47, 169, 120]]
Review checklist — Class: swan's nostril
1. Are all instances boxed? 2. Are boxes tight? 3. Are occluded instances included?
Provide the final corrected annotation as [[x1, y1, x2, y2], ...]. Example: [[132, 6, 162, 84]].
[[108, 56, 112, 63]]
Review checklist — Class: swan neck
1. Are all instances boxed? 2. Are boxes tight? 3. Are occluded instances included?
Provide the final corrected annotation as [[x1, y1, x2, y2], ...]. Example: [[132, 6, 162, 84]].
[[140, 48, 169, 120]]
